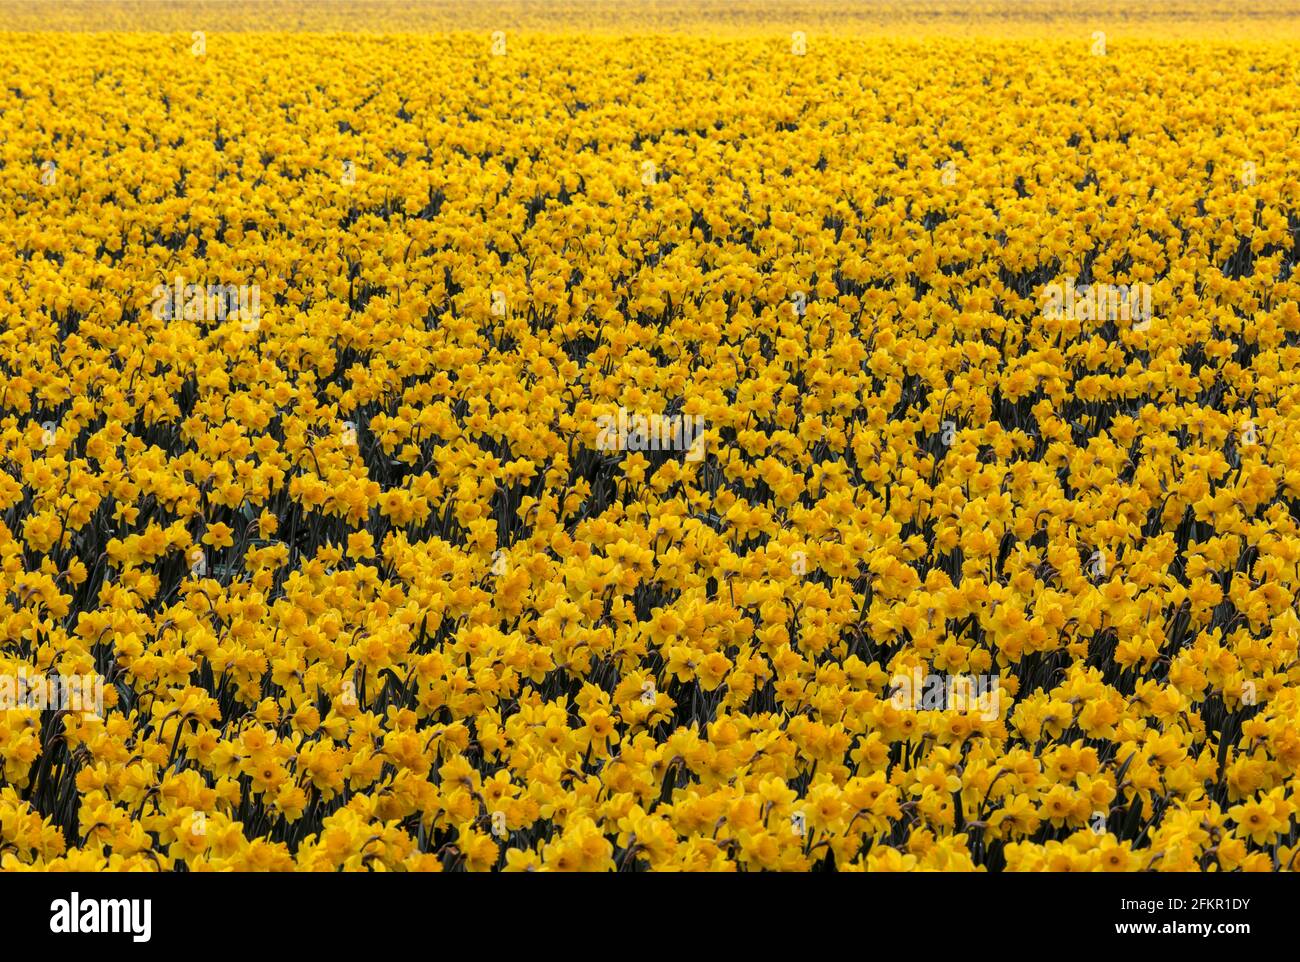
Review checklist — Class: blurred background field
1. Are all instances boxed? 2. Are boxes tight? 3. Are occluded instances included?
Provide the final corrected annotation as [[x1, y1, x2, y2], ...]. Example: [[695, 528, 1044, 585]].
[[3, 0, 1300, 37]]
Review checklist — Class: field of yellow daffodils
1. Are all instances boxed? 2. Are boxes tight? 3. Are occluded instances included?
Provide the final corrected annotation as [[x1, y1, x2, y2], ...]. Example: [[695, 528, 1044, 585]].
[[2, 1, 1300, 872]]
